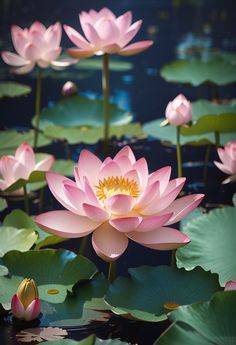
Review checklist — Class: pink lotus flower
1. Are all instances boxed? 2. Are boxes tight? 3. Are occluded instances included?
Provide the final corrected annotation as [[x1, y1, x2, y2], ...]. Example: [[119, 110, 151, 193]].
[[165, 94, 192, 126], [224, 280, 236, 291], [11, 278, 41, 321], [0, 142, 54, 191], [214, 141, 236, 184], [36, 146, 203, 262], [2, 21, 76, 74], [64, 8, 153, 58]]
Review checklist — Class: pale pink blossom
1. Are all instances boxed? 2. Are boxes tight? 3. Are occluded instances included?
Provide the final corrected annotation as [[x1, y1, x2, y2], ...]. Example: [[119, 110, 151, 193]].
[[165, 94, 192, 126], [11, 278, 41, 321], [64, 8, 153, 58], [224, 280, 236, 291], [214, 141, 236, 184], [0, 142, 54, 191], [36, 146, 203, 262], [2, 21, 76, 74]]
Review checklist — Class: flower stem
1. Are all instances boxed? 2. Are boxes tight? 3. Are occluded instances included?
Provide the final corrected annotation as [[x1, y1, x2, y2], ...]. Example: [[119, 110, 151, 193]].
[[102, 53, 110, 156], [79, 236, 88, 255], [214, 131, 221, 147], [38, 187, 45, 213], [108, 261, 117, 283], [176, 126, 182, 177], [33, 67, 43, 150], [23, 185, 29, 214]]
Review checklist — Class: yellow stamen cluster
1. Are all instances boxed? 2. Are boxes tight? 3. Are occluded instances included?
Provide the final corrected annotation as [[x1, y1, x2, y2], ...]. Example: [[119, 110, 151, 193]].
[[95, 176, 139, 201]]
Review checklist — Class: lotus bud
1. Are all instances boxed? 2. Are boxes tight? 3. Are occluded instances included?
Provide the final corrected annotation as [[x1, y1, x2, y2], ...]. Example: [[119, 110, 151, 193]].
[[62, 81, 78, 97], [165, 94, 192, 126], [224, 280, 236, 291], [11, 278, 41, 321]]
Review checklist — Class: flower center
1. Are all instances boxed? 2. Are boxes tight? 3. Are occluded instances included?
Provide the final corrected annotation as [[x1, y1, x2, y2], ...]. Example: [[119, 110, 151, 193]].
[[95, 176, 139, 201]]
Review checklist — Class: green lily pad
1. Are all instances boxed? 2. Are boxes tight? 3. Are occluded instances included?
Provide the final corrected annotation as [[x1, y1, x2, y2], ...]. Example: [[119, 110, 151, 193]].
[[0, 197, 7, 211], [0, 130, 51, 156], [75, 58, 133, 72], [180, 208, 204, 230], [176, 207, 236, 286], [222, 52, 236, 65], [43, 335, 129, 345], [160, 59, 236, 86], [155, 292, 236, 344], [4, 209, 67, 250], [0, 82, 31, 98], [52, 159, 75, 177], [105, 265, 220, 322], [155, 322, 216, 345], [43, 123, 143, 144], [0, 265, 8, 276], [0, 227, 37, 257], [0, 249, 97, 304], [32, 96, 132, 130], [41, 273, 110, 327], [143, 118, 236, 146]]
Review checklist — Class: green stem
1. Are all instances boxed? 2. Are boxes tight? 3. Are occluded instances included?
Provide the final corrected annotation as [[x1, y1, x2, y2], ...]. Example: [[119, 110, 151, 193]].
[[203, 144, 211, 184], [108, 261, 117, 283], [176, 126, 182, 177], [79, 236, 88, 255], [214, 131, 220, 147], [102, 53, 110, 156], [23, 185, 29, 214], [33, 68, 43, 150]]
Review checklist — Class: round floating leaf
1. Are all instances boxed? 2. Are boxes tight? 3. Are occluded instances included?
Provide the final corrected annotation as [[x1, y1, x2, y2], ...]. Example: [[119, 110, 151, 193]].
[[0, 82, 31, 98], [156, 292, 236, 345], [160, 59, 236, 86], [32, 96, 132, 130], [222, 52, 236, 65], [0, 249, 97, 304], [155, 321, 215, 345], [0, 197, 7, 212], [43, 123, 143, 144], [143, 118, 236, 146], [43, 336, 129, 345], [176, 207, 236, 286], [75, 58, 133, 72], [0, 265, 8, 276], [0, 227, 37, 257], [180, 208, 203, 230], [52, 159, 75, 177], [105, 265, 220, 322], [4, 209, 67, 250], [40, 273, 110, 327], [0, 130, 51, 156]]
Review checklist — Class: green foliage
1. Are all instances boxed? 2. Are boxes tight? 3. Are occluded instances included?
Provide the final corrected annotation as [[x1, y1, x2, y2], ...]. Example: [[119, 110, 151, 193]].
[[0, 82, 31, 98]]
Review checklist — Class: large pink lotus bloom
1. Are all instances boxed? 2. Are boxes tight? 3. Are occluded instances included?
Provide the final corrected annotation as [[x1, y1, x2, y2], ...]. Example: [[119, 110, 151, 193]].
[[36, 146, 203, 262], [0, 142, 54, 191], [165, 94, 192, 126], [214, 141, 236, 184], [64, 8, 153, 58], [2, 21, 76, 74], [11, 278, 41, 321]]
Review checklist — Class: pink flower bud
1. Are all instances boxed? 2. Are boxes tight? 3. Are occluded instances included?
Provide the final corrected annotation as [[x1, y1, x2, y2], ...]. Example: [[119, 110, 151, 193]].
[[224, 280, 236, 291], [62, 81, 78, 97], [165, 94, 192, 126], [11, 278, 41, 321]]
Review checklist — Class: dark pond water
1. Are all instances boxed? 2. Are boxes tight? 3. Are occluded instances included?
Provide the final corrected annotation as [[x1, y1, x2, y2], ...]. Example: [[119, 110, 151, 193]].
[[0, 0, 236, 344]]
